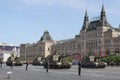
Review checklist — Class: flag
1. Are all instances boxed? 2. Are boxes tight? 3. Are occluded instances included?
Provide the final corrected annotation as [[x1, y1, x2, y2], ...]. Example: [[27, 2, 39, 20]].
[[98, 48, 100, 56], [78, 53, 82, 62], [103, 49, 106, 56], [0, 48, 1, 52], [100, 51, 102, 57], [0, 49, 2, 54], [94, 48, 98, 56], [91, 50, 94, 56]]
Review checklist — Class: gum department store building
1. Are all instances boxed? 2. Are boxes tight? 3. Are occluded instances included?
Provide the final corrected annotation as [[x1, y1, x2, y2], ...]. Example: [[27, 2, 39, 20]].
[[20, 5, 120, 60]]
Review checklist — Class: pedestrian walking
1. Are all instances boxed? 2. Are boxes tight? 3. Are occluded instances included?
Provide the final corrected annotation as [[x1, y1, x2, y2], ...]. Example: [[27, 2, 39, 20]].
[[45, 60, 48, 73], [26, 61, 29, 71], [78, 61, 81, 76]]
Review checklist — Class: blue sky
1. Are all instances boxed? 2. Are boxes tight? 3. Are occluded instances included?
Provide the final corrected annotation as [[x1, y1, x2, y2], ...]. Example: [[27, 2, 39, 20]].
[[0, 0, 120, 46]]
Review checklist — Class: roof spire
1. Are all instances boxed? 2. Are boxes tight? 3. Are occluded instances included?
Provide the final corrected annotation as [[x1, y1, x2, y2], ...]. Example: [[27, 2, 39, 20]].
[[100, 4, 107, 26], [102, 4, 105, 13], [81, 10, 89, 31], [85, 10, 88, 17], [101, 4, 105, 16]]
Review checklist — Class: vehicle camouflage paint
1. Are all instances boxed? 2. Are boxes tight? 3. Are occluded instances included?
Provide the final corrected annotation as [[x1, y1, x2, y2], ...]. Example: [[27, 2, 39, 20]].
[[43, 54, 72, 69], [32, 57, 44, 66], [6, 56, 23, 66], [82, 56, 107, 68]]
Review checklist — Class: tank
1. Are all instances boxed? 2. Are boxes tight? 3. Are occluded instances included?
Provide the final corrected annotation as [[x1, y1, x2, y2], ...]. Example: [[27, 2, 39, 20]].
[[32, 57, 44, 66], [43, 54, 72, 69], [82, 56, 107, 68], [6, 56, 23, 66]]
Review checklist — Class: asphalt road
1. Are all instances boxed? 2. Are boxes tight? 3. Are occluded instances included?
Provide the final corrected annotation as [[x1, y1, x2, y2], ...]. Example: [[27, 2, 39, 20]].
[[0, 64, 120, 80]]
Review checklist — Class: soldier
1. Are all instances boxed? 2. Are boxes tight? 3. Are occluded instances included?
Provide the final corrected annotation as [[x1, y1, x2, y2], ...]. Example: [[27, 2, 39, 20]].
[[78, 61, 81, 76], [0, 61, 2, 68], [11, 61, 13, 69], [26, 61, 29, 71], [11, 55, 14, 69], [45, 60, 48, 73]]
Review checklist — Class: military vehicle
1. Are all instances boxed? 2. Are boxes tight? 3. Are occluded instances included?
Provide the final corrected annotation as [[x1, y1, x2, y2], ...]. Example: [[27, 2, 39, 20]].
[[32, 57, 44, 66], [43, 54, 72, 69], [6, 56, 23, 66], [82, 56, 107, 68]]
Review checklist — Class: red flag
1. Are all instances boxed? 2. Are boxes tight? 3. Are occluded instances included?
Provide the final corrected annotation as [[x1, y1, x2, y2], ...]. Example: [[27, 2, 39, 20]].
[[94, 49, 98, 56]]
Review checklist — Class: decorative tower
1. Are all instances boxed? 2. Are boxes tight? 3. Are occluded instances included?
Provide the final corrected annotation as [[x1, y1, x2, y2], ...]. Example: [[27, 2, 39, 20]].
[[100, 5, 107, 26], [81, 10, 89, 31]]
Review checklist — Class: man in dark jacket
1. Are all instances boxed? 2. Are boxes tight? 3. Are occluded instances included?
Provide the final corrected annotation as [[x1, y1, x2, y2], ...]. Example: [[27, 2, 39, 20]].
[[0, 61, 2, 68], [26, 61, 29, 71], [78, 61, 81, 76], [11, 61, 13, 69], [45, 60, 48, 73]]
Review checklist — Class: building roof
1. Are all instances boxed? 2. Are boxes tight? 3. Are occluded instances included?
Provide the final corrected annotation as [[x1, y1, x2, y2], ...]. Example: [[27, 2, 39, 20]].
[[39, 31, 53, 42], [87, 20, 113, 31], [81, 5, 113, 32]]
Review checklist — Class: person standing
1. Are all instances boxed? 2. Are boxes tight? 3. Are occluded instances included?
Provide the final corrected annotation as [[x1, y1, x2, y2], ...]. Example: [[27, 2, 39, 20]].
[[26, 61, 29, 71], [45, 60, 48, 73], [0, 61, 2, 68], [78, 61, 81, 76], [11, 61, 13, 69]]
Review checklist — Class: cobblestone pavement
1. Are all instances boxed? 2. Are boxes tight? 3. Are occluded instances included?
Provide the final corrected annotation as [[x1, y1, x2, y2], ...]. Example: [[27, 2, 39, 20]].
[[0, 76, 10, 80], [0, 76, 5, 80], [0, 64, 120, 80]]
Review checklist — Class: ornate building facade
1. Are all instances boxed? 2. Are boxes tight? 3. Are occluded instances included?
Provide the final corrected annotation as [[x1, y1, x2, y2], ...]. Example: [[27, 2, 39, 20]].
[[20, 31, 54, 60], [51, 5, 120, 57], [51, 38, 77, 55], [20, 5, 120, 61], [76, 5, 120, 56]]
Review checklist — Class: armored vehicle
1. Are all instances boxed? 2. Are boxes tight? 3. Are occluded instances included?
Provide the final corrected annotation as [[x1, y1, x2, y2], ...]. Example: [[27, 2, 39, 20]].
[[32, 57, 44, 66], [6, 56, 23, 66], [43, 54, 72, 69], [82, 56, 107, 68]]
